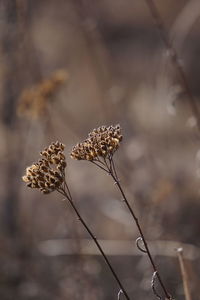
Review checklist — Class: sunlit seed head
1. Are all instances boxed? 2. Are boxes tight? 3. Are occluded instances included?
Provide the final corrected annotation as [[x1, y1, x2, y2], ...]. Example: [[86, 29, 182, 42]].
[[22, 142, 66, 194], [70, 125, 122, 161]]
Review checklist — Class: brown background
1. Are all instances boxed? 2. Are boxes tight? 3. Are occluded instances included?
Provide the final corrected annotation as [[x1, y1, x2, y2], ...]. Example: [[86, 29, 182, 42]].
[[0, 1, 200, 299]]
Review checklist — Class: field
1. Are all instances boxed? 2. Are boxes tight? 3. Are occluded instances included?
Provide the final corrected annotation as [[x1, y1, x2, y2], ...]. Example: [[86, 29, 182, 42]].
[[0, 1, 200, 299]]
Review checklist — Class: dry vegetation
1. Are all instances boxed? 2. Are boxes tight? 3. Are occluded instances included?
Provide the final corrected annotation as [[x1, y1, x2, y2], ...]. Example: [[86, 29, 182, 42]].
[[0, 0, 200, 299]]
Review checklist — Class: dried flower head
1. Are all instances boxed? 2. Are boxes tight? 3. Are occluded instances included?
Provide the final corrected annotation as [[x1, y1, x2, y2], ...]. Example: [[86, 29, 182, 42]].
[[22, 142, 66, 194], [17, 69, 69, 119], [71, 125, 122, 161]]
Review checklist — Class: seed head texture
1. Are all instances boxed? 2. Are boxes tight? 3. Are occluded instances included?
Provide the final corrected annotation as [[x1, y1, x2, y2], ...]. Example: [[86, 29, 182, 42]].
[[22, 142, 66, 194], [71, 125, 122, 161]]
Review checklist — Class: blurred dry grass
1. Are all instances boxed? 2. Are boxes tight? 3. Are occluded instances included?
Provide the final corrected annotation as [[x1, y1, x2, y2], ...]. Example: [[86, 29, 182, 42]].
[[0, 0, 200, 299]]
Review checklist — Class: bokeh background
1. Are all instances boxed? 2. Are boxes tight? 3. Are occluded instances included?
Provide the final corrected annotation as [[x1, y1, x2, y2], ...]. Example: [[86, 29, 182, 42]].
[[0, 0, 200, 299]]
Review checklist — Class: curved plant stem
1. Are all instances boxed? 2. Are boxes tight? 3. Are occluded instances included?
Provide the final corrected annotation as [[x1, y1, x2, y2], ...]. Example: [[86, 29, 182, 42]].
[[110, 173, 171, 299], [95, 156, 172, 300], [58, 187, 131, 300]]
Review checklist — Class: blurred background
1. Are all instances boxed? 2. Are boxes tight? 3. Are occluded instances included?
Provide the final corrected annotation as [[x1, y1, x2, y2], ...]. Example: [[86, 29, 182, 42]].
[[0, 0, 200, 299]]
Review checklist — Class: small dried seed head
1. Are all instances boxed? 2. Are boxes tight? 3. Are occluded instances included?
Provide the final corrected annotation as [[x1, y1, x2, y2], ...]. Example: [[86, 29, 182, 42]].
[[70, 124, 122, 161], [17, 70, 69, 119], [22, 142, 66, 194]]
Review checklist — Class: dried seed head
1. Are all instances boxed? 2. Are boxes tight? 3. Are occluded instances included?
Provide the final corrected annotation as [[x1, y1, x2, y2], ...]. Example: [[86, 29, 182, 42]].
[[17, 70, 69, 119], [22, 142, 66, 194], [70, 125, 122, 161]]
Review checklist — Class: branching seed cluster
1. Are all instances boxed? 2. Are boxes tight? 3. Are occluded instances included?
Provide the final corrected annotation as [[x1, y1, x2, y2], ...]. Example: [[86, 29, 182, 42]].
[[22, 142, 66, 194], [70, 125, 122, 161], [22, 123, 173, 300]]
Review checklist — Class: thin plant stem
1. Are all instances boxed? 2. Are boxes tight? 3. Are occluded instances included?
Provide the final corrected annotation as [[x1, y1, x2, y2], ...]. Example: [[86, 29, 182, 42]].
[[103, 157, 111, 172], [177, 248, 192, 300], [97, 158, 172, 300], [58, 186, 131, 300], [110, 155, 119, 181], [91, 161, 109, 173], [110, 174, 171, 299], [144, 0, 200, 133]]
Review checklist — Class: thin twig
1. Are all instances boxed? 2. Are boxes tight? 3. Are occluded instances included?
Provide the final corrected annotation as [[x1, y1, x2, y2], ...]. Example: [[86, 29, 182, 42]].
[[91, 161, 109, 173], [58, 187, 131, 300], [97, 158, 172, 299], [110, 156, 119, 181], [144, 0, 200, 133], [177, 248, 192, 300], [111, 173, 171, 299]]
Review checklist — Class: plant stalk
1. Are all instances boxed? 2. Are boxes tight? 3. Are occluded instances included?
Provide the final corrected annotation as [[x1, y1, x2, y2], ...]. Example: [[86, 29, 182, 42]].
[[177, 248, 192, 300], [144, 0, 200, 133], [59, 187, 131, 300], [109, 172, 172, 300]]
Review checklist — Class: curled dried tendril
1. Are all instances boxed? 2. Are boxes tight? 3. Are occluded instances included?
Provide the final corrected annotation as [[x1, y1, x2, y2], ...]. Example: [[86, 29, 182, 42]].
[[151, 271, 162, 300], [136, 237, 147, 253], [22, 141, 66, 194], [118, 289, 123, 300], [70, 124, 122, 161]]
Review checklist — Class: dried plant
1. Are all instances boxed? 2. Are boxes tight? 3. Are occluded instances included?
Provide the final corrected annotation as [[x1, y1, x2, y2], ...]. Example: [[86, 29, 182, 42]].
[[177, 248, 192, 300], [71, 124, 173, 300], [22, 141, 66, 194], [71, 124, 122, 162], [18, 70, 69, 119], [22, 141, 131, 300], [144, 0, 200, 132]]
